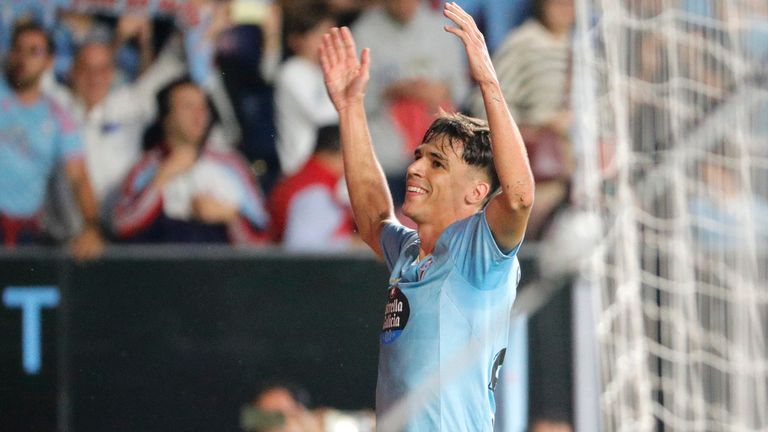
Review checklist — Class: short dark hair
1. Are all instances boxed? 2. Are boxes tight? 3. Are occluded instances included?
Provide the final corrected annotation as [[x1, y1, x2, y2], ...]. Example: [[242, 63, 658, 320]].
[[282, 1, 334, 57], [421, 113, 500, 199], [11, 20, 55, 55], [531, 0, 547, 26], [283, 1, 334, 37], [314, 125, 341, 154]]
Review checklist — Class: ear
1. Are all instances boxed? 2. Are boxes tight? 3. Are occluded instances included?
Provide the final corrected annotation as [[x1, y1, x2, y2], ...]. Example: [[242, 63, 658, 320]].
[[465, 179, 490, 206]]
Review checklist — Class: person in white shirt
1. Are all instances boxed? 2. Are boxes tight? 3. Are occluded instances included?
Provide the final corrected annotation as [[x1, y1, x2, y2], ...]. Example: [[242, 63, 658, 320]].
[[43, 14, 239, 239], [42, 16, 186, 238], [274, 3, 338, 176]]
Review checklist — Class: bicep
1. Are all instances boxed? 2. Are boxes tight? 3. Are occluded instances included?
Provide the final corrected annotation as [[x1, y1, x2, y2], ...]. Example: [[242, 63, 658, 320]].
[[484, 194, 530, 253], [360, 215, 398, 258]]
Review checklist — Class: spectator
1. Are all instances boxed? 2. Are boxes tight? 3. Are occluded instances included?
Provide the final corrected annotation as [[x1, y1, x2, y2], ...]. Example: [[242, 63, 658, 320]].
[[528, 413, 572, 432], [469, 0, 575, 238], [241, 381, 374, 432], [113, 78, 268, 244], [689, 146, 768, 251], [275, 3, 338, 176], [241, 383, 321, 432], [43, 15, 186, 238], [0, 22, 104, 259], [50, 9, 113, 83], [268, 125, 354, 251], [351, 0, 469, 204]]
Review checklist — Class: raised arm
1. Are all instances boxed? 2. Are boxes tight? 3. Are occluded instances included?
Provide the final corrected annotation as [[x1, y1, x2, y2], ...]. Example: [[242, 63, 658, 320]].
[[319, 27, 395, 256], [443, 2, 534, 251]]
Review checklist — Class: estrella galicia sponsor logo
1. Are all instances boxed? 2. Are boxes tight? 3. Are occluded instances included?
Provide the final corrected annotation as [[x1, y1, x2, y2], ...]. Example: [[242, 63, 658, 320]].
[[381, 286, 410, 345]]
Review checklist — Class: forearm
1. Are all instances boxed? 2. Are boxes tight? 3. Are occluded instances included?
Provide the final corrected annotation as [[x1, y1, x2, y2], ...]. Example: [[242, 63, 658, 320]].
[[72, 178, 100, 228], [338, 102, 395, 246], [479, 80, 534, 209]]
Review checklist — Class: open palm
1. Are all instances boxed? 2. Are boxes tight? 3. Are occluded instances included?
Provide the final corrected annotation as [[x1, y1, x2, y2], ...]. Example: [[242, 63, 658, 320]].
[[319, 27, 370, 112]]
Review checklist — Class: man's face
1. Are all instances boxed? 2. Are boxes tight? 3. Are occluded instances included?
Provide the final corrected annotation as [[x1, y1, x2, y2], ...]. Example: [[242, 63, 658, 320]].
[[402, 136, 486, 225], [384, 0, 420, 24], [543, 0, 575, 33], [6, 30, 52, 91], [165, 84, 211, 146], [72, 43, 115, 108]]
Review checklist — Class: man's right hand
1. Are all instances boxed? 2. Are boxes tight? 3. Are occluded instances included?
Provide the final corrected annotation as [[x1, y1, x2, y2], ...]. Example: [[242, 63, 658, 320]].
[[319, 27, 370, 112], [152, 145, 197, 188]]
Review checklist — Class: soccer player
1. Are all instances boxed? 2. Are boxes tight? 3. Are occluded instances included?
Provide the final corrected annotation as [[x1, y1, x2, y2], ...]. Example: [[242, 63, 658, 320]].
[[319, 2, 534, 430]]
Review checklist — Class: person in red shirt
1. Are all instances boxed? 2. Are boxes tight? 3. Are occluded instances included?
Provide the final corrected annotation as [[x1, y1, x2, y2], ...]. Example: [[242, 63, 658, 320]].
[[268, 125, 355, 251]]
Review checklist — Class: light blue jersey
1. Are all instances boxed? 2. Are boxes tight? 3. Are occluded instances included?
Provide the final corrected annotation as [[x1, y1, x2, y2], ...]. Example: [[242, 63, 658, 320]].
[[378, 211, 521, 431], [0, 78, 82, 217]]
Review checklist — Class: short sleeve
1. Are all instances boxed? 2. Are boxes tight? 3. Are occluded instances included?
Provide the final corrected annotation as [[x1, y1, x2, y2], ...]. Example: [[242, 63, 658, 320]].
[[50, 99, 83, 162], [379, 221, 417, 271], [442, 211, 522, 290]]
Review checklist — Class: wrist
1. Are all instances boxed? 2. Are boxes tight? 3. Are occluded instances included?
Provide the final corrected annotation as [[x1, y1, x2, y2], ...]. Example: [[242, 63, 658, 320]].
[[82, 220, 101, 235], [337, 98, 365, 114]]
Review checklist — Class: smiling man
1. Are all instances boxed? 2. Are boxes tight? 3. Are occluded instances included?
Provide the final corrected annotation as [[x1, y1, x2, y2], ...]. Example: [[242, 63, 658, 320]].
[[319, 2, 534, 430]]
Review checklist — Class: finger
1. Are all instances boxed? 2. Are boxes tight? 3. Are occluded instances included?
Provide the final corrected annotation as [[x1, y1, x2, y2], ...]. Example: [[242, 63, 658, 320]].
[[360, 47, 371, 78], [319, 43, 331, 74], [446, 1, 473, 23], [443, 24, 469, 44], [331, 27, 346, 61], [322, 33, 338, 66], [444, 6, 485, 45], [340, 26, 358, 63], [445, 2, 480, 34], [443, 7, 467, 29]]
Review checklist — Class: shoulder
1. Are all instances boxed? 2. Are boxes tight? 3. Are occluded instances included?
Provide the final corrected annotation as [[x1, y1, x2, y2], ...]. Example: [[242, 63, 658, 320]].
[[43, 95, 79, 133], [352, 7, 389, 36], [278, 57, 313, 81], [439, 211, 521, 257], [382, 220, 418, 245], [354, 6, 386, 26], [413, 5, 445, 26]]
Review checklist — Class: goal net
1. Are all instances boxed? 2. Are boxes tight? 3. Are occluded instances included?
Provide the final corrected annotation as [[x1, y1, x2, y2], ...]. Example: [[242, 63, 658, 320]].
[[573, 0, 768, 430]]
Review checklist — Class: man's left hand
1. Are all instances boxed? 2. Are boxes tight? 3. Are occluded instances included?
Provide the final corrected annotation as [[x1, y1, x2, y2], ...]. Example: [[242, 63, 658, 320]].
[[70, 226, 105, 262], [443, 2, 497, 87]]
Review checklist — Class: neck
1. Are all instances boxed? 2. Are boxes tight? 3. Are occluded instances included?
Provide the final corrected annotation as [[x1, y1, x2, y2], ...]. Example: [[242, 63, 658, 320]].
[[313, 152, 344, 177], [166, 136, 197, 151], [14, 86, 42, 105], [415, 207, 481, 258], [416, 222, 447, 258], [298, 52, 319, 64]]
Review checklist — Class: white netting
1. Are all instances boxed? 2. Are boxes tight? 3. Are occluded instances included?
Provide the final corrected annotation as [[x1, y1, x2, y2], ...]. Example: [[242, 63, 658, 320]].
[[574, 0, 768, 430]]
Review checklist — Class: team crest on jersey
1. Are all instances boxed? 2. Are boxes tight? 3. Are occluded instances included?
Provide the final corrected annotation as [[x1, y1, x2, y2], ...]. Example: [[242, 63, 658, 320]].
[[381, 284, 410, 345]]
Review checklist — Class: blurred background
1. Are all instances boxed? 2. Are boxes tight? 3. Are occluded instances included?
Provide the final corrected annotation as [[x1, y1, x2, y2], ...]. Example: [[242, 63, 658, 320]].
[[0, 0, 765, 431]]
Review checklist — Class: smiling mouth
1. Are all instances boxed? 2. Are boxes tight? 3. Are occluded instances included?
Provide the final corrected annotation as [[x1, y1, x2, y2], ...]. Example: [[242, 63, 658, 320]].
[[406, 186, 427, 195]]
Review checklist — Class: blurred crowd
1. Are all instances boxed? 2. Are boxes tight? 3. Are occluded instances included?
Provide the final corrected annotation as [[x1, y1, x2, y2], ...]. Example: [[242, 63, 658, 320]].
[[6, 0, 760, 268], [3, 0, 579, 261]]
